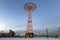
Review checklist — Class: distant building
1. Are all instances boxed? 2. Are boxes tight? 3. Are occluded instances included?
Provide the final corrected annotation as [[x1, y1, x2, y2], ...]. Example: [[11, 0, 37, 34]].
[[0, 30, 15, 37], [0, 32, 9, 37], [9, 30, 15, 37]]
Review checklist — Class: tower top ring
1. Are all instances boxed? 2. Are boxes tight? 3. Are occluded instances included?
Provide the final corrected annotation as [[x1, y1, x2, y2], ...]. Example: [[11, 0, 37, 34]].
[[24, 2, 36, 12]]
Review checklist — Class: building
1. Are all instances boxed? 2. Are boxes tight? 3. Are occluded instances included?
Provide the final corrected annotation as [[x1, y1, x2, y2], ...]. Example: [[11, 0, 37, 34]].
[[0, 30, 15, 37]]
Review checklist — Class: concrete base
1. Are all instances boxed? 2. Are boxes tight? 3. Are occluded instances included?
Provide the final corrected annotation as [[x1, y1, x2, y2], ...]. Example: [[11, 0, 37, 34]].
[[25, 33, 34, 38]]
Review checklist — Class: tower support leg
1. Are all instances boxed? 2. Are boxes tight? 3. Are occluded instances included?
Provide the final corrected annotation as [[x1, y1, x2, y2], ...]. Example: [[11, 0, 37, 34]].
[[25, 33, 34, 38]]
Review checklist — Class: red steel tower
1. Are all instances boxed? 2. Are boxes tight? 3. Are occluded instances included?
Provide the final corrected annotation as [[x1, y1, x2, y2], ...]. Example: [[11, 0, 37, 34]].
[[24, 2, 36, 38]]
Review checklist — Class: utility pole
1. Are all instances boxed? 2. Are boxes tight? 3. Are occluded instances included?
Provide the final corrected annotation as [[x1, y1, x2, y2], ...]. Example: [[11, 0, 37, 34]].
[[46, 27, 48, 38]]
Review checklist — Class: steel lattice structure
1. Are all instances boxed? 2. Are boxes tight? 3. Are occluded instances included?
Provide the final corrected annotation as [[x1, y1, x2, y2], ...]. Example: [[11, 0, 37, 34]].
[[24, 2, 36, 38]]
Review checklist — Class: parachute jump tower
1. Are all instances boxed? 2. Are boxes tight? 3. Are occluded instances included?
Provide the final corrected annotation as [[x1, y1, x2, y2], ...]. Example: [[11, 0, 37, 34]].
[[24, 2, 36, 38]]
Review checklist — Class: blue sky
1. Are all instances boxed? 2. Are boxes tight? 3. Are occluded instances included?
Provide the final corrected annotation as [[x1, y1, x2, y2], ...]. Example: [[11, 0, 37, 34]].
[[0, 0, 60, 32]]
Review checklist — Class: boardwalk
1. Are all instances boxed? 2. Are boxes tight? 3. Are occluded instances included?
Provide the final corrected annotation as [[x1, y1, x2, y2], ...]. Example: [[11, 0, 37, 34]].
[[0, 38, 60, 40]]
